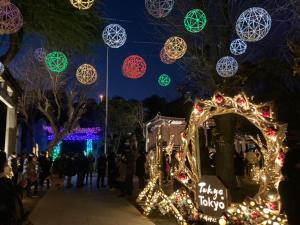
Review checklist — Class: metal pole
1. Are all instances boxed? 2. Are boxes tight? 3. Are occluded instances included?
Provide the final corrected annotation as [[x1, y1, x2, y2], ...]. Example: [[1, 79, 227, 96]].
[[104, 47, 109, 155]]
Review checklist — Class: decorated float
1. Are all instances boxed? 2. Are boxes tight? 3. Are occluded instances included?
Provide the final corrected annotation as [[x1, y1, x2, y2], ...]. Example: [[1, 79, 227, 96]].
[[137, 93, 288, 225]]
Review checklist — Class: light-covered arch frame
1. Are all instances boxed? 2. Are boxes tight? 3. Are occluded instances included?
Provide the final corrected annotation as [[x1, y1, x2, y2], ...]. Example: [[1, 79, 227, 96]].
[[137, 93, 288, 225]]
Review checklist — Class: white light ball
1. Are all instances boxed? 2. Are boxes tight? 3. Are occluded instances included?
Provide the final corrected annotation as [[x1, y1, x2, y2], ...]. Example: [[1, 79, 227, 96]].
[[102, 24, 127, 48], [230, 38, 247, 55], [34, 48, 47, 63], [216, 56, 238, 77], [236, 7, 272, 42], [145, 0, 174, 18], [0, 62, 4, 74]]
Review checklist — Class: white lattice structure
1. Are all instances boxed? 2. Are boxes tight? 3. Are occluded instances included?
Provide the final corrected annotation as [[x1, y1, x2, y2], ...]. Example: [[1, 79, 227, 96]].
[[230, 38, 247, 55], [0, 2, 23, 34], [76, 64, 98, 85], [145, 0, 174, 18], [236, 7, 272, 42], [102, 24, 127, 48], [216, 56, 238, 77], [164, 36, 187, 60], [70, 0, 95, 10]]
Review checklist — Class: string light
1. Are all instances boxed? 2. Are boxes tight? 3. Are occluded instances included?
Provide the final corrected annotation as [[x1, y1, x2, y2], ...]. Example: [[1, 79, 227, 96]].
[[184, 9, 207, 33], [76, 64, 98, 85], [102, 24, 127, 48], [230, 38, 247, 55], [164, 36, 187, 60], [0, 2, 23, 34], [145, 0, 175, 18], [52, 142, 62, 160], [45, 51, 68, 73], [122, 55, 147, 79], [70, 0, 95, 10], [216, 56, 238, 77], [158, 74, 171, 86], [137, 92, 288, 225]]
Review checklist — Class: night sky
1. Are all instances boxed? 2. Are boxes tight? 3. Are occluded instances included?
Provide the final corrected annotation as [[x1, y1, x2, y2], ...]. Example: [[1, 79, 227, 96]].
[[4, 0, 293, 101]]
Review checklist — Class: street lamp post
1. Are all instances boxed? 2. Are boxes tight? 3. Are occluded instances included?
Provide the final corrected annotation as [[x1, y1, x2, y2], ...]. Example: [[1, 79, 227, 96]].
[[104, 47, 109, 155]]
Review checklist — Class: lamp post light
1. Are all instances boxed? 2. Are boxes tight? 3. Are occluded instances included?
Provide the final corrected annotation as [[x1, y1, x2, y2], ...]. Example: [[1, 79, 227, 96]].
[[99, 94, 104, 103]]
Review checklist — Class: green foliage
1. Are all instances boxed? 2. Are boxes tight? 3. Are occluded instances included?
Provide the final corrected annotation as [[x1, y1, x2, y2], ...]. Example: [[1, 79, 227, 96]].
[[15, 0, 103, 53]]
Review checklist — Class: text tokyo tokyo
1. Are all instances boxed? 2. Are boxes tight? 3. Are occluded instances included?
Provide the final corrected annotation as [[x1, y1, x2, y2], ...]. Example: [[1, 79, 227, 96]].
[[198, 182, 225, 211]]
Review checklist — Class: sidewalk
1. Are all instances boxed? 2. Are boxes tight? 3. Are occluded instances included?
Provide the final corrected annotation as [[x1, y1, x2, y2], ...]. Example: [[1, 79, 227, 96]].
[[27, 184, 156, 225]]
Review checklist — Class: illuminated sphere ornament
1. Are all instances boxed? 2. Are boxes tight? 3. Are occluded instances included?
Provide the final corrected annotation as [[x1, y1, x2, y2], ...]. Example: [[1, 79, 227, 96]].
[[0, 62, 4, 74], [236, 7, 272, 42], [216, 56, 238, 77], [184, 9, 207, 33], [34, 48, 47, 63], [160, 48, 176, 64], [70, 0, 95, 10], [102, 24, 127, 48], [230, 38, 247, 55], [145, 0, 174, 18], [76, 64, 97, 85], [45, 51, 68, 73], [164, 36, 187, 60], [0, 2, 23, 34], [122, 55, 147, 79], [158, 74, 171, 86]]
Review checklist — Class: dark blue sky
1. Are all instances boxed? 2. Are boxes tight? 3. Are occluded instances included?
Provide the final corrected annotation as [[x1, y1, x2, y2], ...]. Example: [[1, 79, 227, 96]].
[[94, 0, 186, 101]]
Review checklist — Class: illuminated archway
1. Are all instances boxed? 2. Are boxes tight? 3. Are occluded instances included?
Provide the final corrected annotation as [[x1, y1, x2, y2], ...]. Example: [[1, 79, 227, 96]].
[[137, 93, 288, 225]]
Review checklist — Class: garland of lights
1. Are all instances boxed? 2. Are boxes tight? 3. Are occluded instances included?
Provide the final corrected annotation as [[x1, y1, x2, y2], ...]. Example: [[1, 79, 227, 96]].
[[216, 56, 238, 77], [52, 142, 62, 161], [84, 139, 93, 156], [137, 93, 288, 225]]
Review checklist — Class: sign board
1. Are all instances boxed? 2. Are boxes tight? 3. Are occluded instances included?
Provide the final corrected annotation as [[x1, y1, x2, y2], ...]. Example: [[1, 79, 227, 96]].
[[198, 176, 229, 217]]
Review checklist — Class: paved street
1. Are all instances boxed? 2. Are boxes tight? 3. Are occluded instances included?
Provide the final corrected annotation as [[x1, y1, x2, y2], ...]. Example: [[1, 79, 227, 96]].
[[28, 185, 156, 225]]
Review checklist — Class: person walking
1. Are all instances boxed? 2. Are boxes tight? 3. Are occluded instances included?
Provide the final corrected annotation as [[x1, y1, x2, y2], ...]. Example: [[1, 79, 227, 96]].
[[116, 154, 127, 197], [107, 151, 117, 189], [26, 155, 38, 197], [8, 152, 18, 185], [278, 148, 300, 225], [135, 151, 146, 190], [64, 154, 75, 188], [0, 151, 24, 225], [86, 153, 95, 185], [75, 152, 88, 188], [38, 153, 52, 189], [96, 152, 107, 188]]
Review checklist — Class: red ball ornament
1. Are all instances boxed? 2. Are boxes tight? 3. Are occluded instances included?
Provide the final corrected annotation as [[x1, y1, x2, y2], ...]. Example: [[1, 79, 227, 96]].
[[266, 202, 278, 211], [259, 106, 271, 118], [195, 103, 204, 113], [122, 55, 147, 79], [237, 97, 246, 107], [266, 127, 277, 137], [160, 48, 176, 64], [178, 172, 188, 183], [277, 150, 286, 166], [215, 94, 225, 104]]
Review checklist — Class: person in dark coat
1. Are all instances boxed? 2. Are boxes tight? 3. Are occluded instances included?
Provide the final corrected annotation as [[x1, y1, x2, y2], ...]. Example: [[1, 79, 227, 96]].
[[107, 151, 117, 189], [0, 151, 23, 225], [9, 152, 18, 185], [75, 152, 88, 188], [96, 152, 107, 188], [38, 153, 52, 189], [135, 151, 146, 189], [279, 148, 300, 225], [86, 154, 95, 185], [124, 149, 134, 196], [64, 154, 75, 188]]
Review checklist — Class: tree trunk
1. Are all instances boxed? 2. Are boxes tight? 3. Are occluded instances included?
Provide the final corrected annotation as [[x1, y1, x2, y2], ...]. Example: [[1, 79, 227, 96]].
[[214, 114, 236, 190]]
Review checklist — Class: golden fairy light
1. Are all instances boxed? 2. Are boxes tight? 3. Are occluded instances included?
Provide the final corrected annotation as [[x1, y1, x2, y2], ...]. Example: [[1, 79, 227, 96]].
[[137, 92, 288, 225], [164, 36, 187, 60], [76, 64, 98, 85], [70, 0, 95, 10]]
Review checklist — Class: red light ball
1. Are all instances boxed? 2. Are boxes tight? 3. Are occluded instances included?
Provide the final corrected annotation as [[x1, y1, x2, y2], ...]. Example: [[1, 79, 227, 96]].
[[122, 55, 147, 79], [160, 48, 176, 64]]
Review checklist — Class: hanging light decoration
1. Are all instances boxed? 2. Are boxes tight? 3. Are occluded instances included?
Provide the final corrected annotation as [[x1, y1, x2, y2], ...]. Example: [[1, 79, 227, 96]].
[[160, 48, 176, 64], [145, 0, 175, 18], [34, 48, 47, 63], [76, 64, 98, 85], [122, 55, 147, 79], [102, 24, 127, 49], [0, 61, 4, 74], [0, 2, 23, 34], [158, 74, 171, 86], [236, 7, 272, 42], [184, 9, 207, 33], [216, 56, 238, 77], [230, 38, 247, 55], [164, 36, 187, 60], [45, 51, 68, 73], [70, 0, 95, 10]]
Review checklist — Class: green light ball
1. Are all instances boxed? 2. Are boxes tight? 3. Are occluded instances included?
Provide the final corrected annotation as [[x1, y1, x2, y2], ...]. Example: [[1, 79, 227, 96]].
[[184, 9, 207, 33], [45, 51, 68, 73], [158, 74, 171, 87]]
